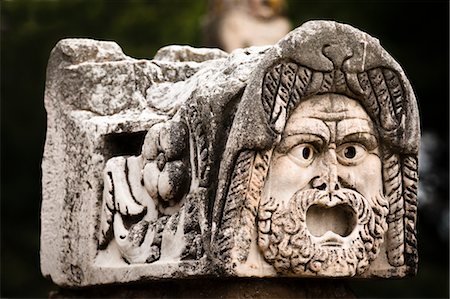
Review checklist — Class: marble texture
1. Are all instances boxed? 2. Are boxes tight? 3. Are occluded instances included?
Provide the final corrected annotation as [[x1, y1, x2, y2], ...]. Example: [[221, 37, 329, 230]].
[[41, 21, 419, 287]]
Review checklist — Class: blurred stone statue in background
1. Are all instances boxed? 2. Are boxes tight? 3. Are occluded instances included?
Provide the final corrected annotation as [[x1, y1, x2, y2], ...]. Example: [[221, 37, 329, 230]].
[[203, 0, 291, 52]]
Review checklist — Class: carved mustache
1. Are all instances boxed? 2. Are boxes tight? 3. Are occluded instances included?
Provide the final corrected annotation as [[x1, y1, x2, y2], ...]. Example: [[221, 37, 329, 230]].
[[259, 188, 373, 234], [294, 188, 373, 226]]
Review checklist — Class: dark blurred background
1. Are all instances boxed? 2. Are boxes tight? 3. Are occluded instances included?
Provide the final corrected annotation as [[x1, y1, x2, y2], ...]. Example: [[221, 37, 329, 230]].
[[1, 0, 448, 298]]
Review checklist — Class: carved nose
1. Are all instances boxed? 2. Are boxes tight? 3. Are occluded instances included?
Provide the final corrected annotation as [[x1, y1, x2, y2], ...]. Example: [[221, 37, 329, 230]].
[[312, 177, 340, 191], [312, 178, 327, 191], [311, 149, 340, 191]]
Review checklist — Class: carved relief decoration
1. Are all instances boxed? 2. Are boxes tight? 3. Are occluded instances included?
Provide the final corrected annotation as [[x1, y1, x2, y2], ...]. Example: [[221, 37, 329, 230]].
[[95, 22, 420, 274], [215, 51, 419, 274], [41, 21, 420, 287]]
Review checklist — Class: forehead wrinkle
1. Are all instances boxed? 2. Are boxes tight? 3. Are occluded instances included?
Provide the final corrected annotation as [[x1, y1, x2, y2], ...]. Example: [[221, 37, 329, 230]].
[[292, 98, 371, 121], [285, 94, 375, 145], [325, 121, 337, 144], [307, 112, 353, 122]]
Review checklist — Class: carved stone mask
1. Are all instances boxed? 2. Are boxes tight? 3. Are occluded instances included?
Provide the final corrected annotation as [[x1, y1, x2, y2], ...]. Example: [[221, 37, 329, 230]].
[[40, 20, 420, 287], [257, 93, 389, 276]]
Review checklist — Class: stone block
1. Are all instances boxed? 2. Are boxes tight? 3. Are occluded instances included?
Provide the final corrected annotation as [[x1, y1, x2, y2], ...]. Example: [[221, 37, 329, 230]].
[[41, 21, 419, 287]]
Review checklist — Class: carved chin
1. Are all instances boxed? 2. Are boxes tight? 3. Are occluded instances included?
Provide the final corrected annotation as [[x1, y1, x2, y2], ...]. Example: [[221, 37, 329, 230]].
[[257, 189, 388, 277]]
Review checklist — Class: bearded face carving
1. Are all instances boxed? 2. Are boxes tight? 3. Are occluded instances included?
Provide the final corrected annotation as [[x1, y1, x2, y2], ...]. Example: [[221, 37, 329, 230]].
[[40, 21, 420, 286], [257, 94, 389, 276]]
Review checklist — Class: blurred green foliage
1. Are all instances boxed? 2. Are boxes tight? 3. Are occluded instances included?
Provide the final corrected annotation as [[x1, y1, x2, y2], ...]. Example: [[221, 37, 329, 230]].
[[1, 0, 448, 298]]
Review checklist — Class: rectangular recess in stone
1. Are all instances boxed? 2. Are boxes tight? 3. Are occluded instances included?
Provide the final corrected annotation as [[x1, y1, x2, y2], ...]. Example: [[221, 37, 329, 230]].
[[103, 131, 148, 158]]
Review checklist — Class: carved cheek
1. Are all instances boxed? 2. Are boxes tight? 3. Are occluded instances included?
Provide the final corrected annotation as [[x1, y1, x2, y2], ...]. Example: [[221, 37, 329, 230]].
[[338, 154, 383, 198], [266, 154, 315, 205]]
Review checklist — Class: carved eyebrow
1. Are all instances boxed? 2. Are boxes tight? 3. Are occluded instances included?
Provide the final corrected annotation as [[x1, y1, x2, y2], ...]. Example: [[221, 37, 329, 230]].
[[338, 132, 378, 150], [336, 118, 377, 140], [277, 134, 324, 154]]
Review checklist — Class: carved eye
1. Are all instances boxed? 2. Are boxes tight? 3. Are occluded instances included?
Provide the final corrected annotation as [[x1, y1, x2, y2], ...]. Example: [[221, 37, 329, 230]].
[[288, 144, 316, 166], [337, 143, 367, 165]]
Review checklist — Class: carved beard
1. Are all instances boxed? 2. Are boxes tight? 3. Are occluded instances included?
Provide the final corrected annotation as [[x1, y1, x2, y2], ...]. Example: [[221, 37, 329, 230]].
[[257, 189, 388, 277]]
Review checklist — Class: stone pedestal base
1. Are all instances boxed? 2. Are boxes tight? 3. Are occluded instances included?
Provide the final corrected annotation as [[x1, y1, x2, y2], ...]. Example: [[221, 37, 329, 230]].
[[50, 278, 356, 298]]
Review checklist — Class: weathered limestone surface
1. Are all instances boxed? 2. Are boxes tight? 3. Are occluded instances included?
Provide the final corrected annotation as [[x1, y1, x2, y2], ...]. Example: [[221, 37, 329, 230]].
[[41, 21, 420, 288]]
